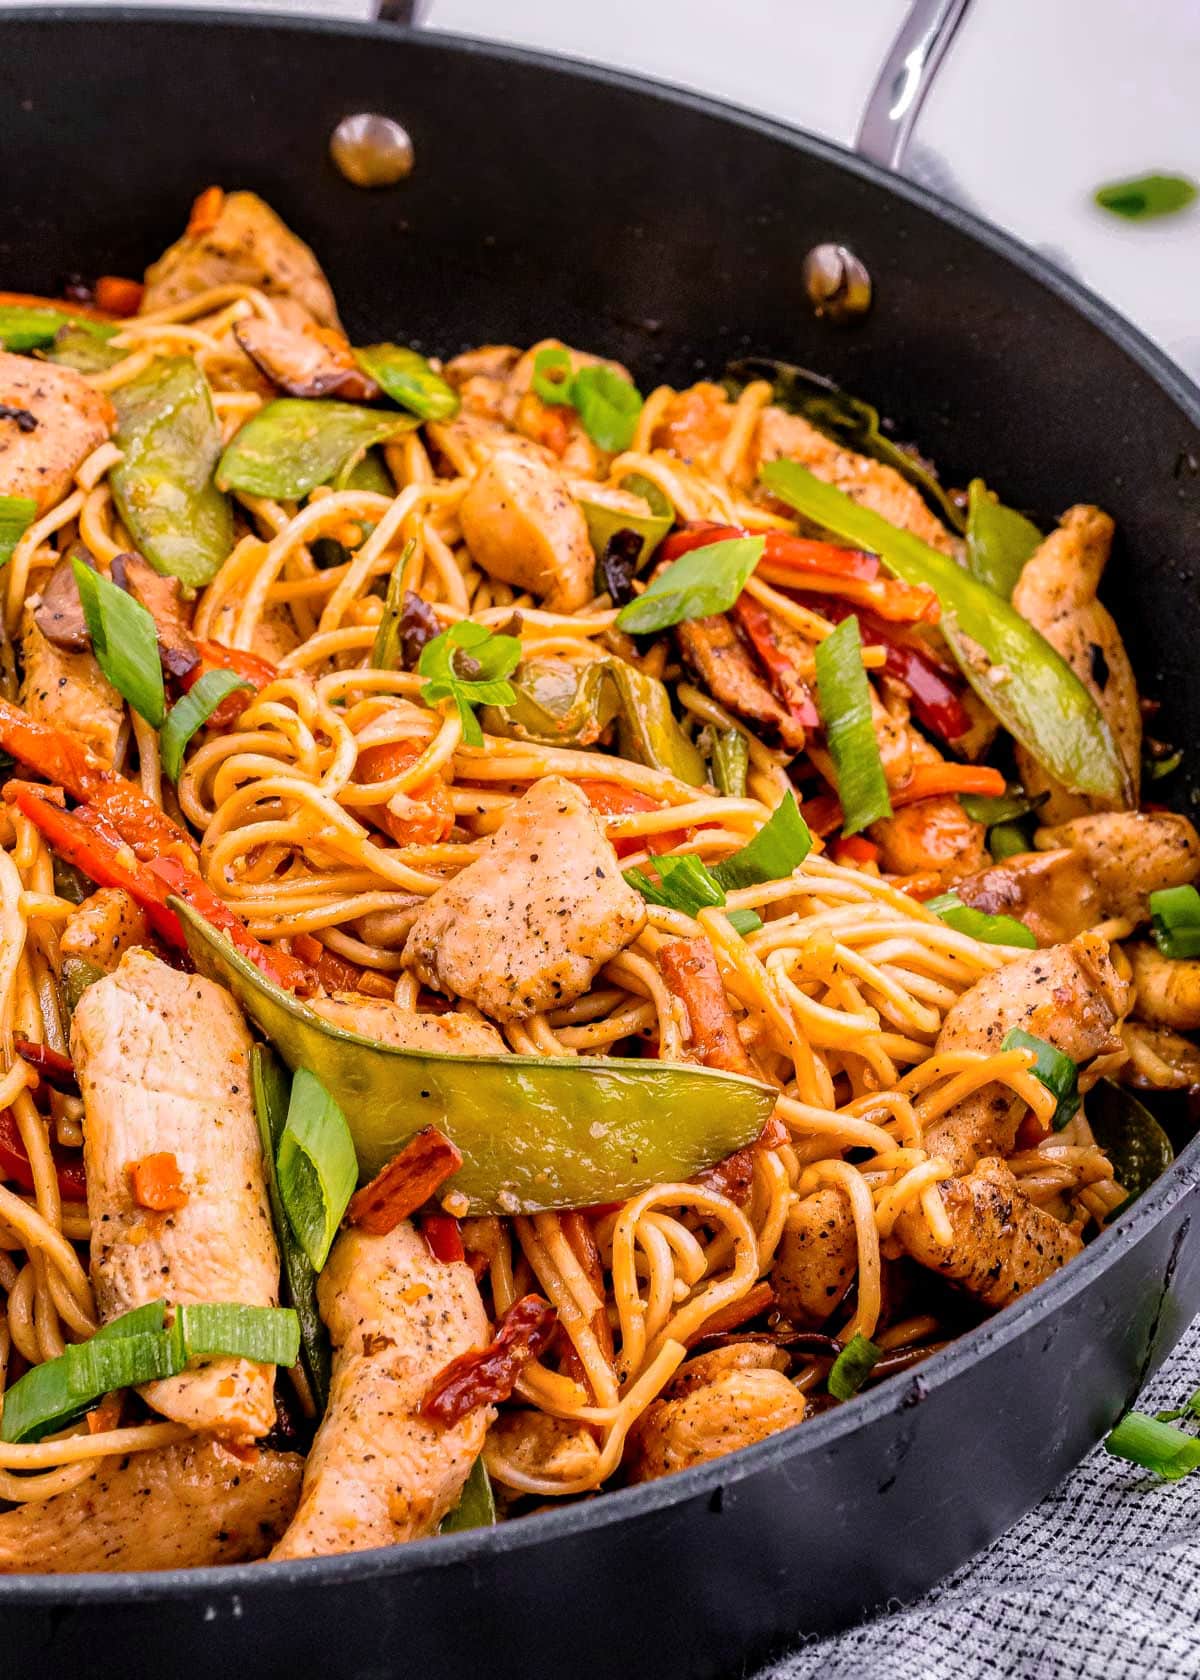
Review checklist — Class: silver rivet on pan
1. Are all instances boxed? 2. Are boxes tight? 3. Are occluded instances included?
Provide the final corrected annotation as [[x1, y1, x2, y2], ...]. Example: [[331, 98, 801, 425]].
[[802, 243, 872, 322], [330, 114, 415, 187]]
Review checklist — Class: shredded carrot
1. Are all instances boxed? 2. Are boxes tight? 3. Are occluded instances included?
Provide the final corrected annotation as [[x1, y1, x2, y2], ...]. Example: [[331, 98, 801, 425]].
[[889, 764, 1006, 807], [93, 276, 144, 317], [659, 937, 756, 1077], [347, 1127, 463, 1235], [129, 1152, 189, 1212], [186, 185, 225, 239], [86, 1394, 123, 1434]]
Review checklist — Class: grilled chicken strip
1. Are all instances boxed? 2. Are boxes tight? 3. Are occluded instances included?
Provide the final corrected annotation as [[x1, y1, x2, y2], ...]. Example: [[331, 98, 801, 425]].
[[626, 1345, 806, 1483], [72, 949, 281, 1439], [0, 1440, 302, 1574], [1034, 811, 1200, 925], [675, 612, 809, 752], [954, 849, 1104, 948], [403, 776, 646, 1021], [458, 449, 594, 613], [1012, 505, 1140, 822], [0, 351, 114, 514], [924, 932, 1128, 1173], [769, 1185, 857, 1325], [21, 610, 124, 766], [896, 1156, 1083, 1307], [310, 993, 507, 1055], [1126, 941, 1200, 1033], [271, 1220, 489, 1559], [141, 188, 341, 328]]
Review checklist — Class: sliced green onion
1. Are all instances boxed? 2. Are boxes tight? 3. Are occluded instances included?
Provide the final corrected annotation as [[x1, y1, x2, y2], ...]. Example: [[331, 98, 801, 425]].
[[926, 892, 1037, 949], [371, 541, 417, 671], [709, 728, 749, 798], [814, 616, 892, 836], [711, 791, 812, 890], [726, 909, 764, 937], [354, 344, 460, 422], [570, 365, 643, 453], [1001, 1027, 1080, 1129], [1156, 1388, 1200, 1425], [615, 535, 764, 635], [72, 557, 165, 728], [160, 670, 251, 781], [625, 854, 725, 915], [0, 496, 36, 569], [277, 1067, 359, 1272], [252, 1045, 330, 1413], [1104, 1410, 1200, 1479], [1150, 885, 1200, 960], [828, 1333, 882, 1401], [172, 1303, 300, 1368], [440, 1455, 497, 1532], [1094, 173, 1198, 222], [531, 346, 574, 406]]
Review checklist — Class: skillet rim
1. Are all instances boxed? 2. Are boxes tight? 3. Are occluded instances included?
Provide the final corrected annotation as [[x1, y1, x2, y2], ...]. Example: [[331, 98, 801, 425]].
[[1, 2, 1199, 1604]]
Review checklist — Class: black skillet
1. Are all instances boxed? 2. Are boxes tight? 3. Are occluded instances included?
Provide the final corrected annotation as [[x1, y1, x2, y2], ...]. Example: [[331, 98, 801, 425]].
[[1, 10, 1199, 1677]]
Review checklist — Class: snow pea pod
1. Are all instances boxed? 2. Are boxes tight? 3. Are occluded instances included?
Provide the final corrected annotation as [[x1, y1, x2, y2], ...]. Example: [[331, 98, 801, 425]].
[[353, 344, 460, 422], [175, 900, 775, 1206], [965, 479, 1041, 600], [760, 459, 1132, 806], [109, 356, 233, 587], [0, 301, 116, 353], [216, 398, 418, 500]]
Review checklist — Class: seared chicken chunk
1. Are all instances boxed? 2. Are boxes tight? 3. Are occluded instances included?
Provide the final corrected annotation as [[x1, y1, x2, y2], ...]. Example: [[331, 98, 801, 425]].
[[0, 352, 114, 514], [310, 993, 507, 1055], [1126, 941, 1200, 1033], [21, 610, 124, 767], [954, 849, 1103, 948], [271, 1220, 488, 1559], [403, 777, 646, 1021], [72, 950, 280, 1439], [458, 450, 594, 612], [0, 1440, 302, 1574], [1035, 811, 1200, 925], [925, 933, 1127, 1173], [1012, 506, 1139, 821], [896, 1156, 1083, 1307], [61, 887, 149, 973], [870, 734, 986, 886], [626, 1345, 806, 1483], [141, 188, 341, 328], [770, 1185, 857, 1325]]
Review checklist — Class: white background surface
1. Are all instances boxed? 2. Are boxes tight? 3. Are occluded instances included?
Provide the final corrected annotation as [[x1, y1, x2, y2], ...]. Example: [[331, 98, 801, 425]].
[[9, 0, 1191, 375]]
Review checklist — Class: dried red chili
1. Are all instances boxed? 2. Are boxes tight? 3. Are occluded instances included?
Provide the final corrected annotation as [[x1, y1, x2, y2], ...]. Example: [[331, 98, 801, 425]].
[[421, 1294, 558, 1426]]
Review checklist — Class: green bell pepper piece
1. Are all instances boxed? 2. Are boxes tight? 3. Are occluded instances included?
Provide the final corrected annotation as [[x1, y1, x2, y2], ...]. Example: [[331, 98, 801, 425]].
[[0, 306, 117, 354], [216, 398, 418, 501], [353, 344, 460, 422], [109, 356, 233, 587], [577, 473, 674, 574], [440, 1456, 497, 1532], [760, 459, 1132, 807], [965, 479, 1042, 599], [174, 900, 775, 1204]]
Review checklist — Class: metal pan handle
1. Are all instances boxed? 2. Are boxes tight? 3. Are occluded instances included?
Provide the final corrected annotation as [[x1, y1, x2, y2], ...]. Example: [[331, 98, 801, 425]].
[[854, 0, 973, 171]]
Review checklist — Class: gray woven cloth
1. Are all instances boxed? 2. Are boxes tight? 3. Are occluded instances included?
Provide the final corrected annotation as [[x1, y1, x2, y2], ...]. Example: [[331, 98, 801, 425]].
[[763, 1314, 1200, 1680]]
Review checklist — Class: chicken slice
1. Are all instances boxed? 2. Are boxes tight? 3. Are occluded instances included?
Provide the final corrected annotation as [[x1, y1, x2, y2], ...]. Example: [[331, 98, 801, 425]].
[[756, 405, 959, 556], [1116, 1020, 1200, 1091], [925, 932, 1128, 1173], [233, 316, 377, 400], [72, 949, 281, 1439], [61, 887, 149, 974], [484, 1410, 601, 1490], [953, 849, 1104, 948], [1011, 506, 1139, 821], [896, 1156, 1082, 1308], [1126, 941, 1200, 1033], [0, 352, 114, 514], [675, 612, 808, 752], [21, 610, 124, 767], [626, 1345, 806, 1483], [769, 1185, 857, 1325], [1035, 811, 1200, 925], [309, 993, 507, 1055], [0, 1440, 302, 1574], [271, 1220, 488, 1559], [458, 449, 594, 613], [403, 776, 646, 1021], [141, 189, 340, 327]]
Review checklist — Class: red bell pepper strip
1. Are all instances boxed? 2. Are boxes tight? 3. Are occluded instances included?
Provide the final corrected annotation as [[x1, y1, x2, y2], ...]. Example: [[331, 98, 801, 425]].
[[0, 1107, 86, 1201], [421, 1294, 558, 1425], [420, 1212, 466, 1265], [661, 522, 880, 582], [816, 601, 970, 743], [184, 641, 278, 729], [831, 834, 881, 867], [729, 594, 820, 730], [145, 858, 315, 992], [577, 780, 689, 857]]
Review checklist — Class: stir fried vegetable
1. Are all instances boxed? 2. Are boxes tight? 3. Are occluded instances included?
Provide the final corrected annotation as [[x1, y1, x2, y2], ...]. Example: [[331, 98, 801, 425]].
[[353, 344, 460, 421], [215, 398, 417, 499], [965, 479, 1042, 599], [616, 535, 764, 634], [72, 557, 165, 728], [813, 616, 892, 835]]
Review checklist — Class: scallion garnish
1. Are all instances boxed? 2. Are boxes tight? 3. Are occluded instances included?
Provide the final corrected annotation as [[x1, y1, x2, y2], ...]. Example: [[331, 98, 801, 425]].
[[813, 615, 892, 835], [277, 1067, 359, 1272], [160, 669, 251, 781], [1001, 1027, 1080, 1129], [530, 348, 643, 452], [926, 892, 1037, 949], [1156, 1388, 1200, 1425], [1104, 1410, 1200, 1479], [615, 535, 764, 635], [1149, 885, 1200, 960], [371, 541, 417, 671], [0, 496, 36, 568], [709, 728, 749, 799], [828, 1332, 883, 1401], [72, 556, 165, 729], [170, 1302, 301, 1367], [417, 618, 521, 747]]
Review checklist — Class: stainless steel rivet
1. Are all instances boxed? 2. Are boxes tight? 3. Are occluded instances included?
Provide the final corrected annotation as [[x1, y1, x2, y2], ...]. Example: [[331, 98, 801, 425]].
[[802, 243, 873, 323], [330, 113, 414, 188]]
